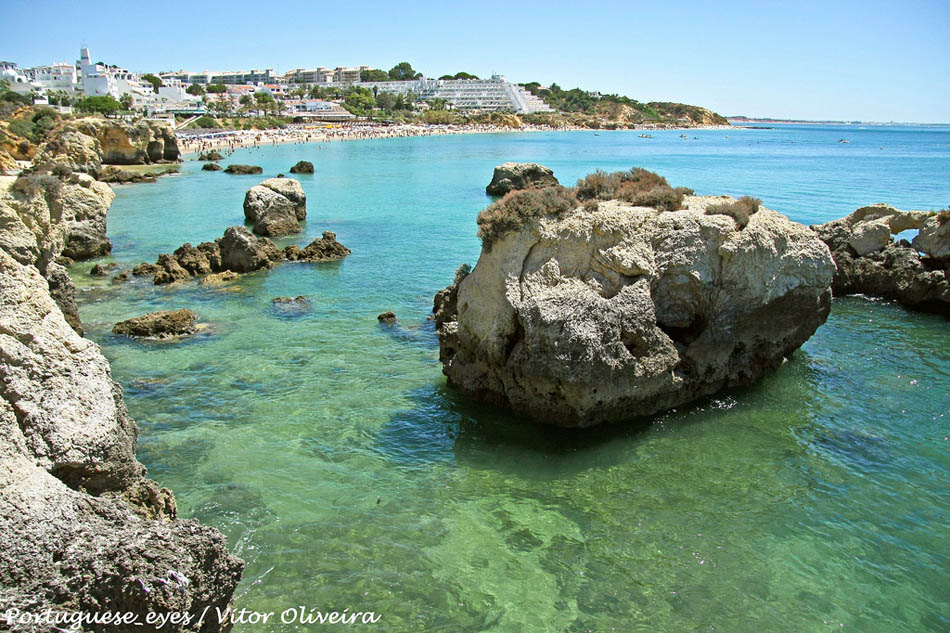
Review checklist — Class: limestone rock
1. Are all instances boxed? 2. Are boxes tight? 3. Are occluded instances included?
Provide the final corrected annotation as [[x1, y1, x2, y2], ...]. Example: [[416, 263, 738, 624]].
[[911, 214, 950, 261], [132, 261, 160, 276], [112, 309, 198, 339], [45, 261, 83, 336], [377, 311, 397, 324], [198, 150, 224, 161], [486, 162, 559, 196], [174, 242, 214, 276], [260, 177, 306, 220], [32, 129, 102, 175], [75, 118, 181, 164], [153, 253, 191, 285], [217, 225, 282, 273], [436, 195, 835, 427], [202, 162, 223, 171], [848, 217, 891, 256], [812, 205, 949, 314], [201, 270, 240, 286], [243, 185, 300, 237], [284, 231, 351, 262], [224, 164, 263, 175], [289, 160, 314, 174]]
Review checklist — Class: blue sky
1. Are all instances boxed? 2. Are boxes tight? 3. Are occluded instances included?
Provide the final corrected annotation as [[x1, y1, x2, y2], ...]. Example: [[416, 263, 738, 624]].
[[4, 0, 948, 122]]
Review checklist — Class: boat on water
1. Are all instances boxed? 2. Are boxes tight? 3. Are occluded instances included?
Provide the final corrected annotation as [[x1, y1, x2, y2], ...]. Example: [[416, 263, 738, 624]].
[[839, 139, 850, 143], [639, 134, 653, 138]]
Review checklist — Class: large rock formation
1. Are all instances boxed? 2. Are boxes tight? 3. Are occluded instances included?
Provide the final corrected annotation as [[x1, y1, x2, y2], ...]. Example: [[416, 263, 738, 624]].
[[33, 118, 180, 174], [75, 118, 181, 165], [485, 162, 559, 196], [812, 204, 949, 314], [0, 172, 243, 626], [217, 225, 283, 273], [435, 192, 835, 427], [242, 178, 306, 237], [289, 160, 314, 174]]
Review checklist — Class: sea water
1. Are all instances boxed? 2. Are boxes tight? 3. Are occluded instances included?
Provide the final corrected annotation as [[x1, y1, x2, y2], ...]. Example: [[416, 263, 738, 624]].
[[73, 125, 949, 632]]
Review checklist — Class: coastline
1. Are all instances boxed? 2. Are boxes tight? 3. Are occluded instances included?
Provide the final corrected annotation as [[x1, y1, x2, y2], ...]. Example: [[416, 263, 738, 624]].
[[178, 121, 734, 155]]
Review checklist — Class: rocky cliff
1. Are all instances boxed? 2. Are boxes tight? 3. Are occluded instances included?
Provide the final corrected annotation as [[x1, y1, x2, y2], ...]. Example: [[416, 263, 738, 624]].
[[33, 117, 180, 175], [0, 173, 243, 628], [435, 181, 835, 427]]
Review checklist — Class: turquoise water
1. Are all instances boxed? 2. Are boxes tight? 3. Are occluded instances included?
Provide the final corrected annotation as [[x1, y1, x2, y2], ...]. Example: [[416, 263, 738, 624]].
[[74, 125, 949, 632]]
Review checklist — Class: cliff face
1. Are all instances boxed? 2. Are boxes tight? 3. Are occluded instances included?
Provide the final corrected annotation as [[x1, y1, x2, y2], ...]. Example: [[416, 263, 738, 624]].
[[0, 174, 243, 628], [33, 118, 180, 174], [436, 194, 834, 427]]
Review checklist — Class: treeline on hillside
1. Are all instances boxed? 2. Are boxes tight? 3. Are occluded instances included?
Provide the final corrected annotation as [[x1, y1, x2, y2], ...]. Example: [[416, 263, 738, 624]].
[[520, 82, 727, 125]]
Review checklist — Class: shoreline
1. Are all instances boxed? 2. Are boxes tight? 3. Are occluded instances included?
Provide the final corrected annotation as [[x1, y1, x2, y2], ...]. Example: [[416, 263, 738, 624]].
[[178, 121, 734, 155]]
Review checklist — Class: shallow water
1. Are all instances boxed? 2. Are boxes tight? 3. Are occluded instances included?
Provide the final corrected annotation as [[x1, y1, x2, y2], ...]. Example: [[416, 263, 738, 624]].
[[74, 125, 949, 632]]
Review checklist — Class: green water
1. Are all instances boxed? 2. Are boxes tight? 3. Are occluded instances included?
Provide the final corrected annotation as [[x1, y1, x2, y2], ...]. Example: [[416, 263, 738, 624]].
[[74, 127, 948, 632]]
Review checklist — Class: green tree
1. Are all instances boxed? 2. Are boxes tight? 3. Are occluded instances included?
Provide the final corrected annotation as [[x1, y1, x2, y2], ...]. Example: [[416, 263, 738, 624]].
[[206, 84, 228, 94], [429, 98, 448, 111], [239, 94, 254, 107], [360, 69, 389, 82], [119, 93, 133, 110], [186, 83, 205, 96], [141, 74, 163, 93], [440, 72, 479, 80], [388, 62, 421, 81], [342, 88, 375, 115], [376, 91, 396, 113], [76, 95, 122, 115]]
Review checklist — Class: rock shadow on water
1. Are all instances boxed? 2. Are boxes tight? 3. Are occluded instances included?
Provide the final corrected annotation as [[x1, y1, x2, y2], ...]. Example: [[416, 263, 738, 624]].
[[376, 315, 439, 350], [376, 351, 829, 477]]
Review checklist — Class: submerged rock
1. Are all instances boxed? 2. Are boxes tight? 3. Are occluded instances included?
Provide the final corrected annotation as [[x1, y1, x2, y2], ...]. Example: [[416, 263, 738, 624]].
[[112, 309, 199, 339], [436, 190, 835, 427], [486, 162, 559, 196], [377, 311, 397, 324], [812, 204, 949, 314], [90, 263, 108, 277], [201, 270, 240, 286], [224, 164, 263, 175], [271, 296, 312, 317], [289, 160, 314, 174]]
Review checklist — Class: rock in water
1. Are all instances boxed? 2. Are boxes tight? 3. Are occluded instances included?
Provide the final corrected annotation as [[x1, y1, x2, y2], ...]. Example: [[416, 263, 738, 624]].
[[289, 160, 314, 174], [199, 150, 225, 161], [812, 204, 949, 314], [112, 309, 199, 339], [218, 225, 283, 273], [243, 178, 307, 237], [284, 231, 351, 262], [224, 164, 263, 175], [202, 162, 223, 171], [485, 162, 559, 196], [435, 192, 835, 427]]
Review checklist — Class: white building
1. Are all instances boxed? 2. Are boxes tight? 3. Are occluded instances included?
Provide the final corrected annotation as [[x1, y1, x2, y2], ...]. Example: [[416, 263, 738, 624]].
[[355, 75, 554, 113], [1, 62, 39, 95]]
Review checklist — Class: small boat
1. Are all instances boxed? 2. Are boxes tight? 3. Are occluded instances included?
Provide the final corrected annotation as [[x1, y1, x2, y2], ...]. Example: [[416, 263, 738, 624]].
[[680, 134, 688, 138], [839, 139, 850, 143], [639, 134, 653, 138]]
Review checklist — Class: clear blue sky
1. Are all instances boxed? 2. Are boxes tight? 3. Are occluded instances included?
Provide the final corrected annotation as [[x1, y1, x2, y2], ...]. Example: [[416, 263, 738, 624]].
[[4, 0, 948, 122]]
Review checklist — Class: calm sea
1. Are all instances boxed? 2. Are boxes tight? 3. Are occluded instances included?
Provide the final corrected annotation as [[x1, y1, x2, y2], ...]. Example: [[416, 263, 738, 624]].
[[73, 124, 949, 632]]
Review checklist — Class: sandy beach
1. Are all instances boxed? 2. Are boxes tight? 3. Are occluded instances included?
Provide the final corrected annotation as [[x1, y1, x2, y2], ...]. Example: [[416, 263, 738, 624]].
[[177, 121, 733, 156]]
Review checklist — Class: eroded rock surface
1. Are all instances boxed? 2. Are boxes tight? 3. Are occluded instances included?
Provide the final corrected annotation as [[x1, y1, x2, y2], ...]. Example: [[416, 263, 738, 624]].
[[112, 309, 199, 339], [436, 195, 835, 426], [224, 164, 263, 175], [289, 160, 314, 174], [283, 231, 351, 262], [812, 204, 949, 314], [486, 162, 559, 196], [0, 175, 243, 624]]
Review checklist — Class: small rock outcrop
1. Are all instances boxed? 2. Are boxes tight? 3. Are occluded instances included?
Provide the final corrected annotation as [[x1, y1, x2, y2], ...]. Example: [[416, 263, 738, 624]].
[[112, 309, 199, 339], [436, 185, 835, 427], [198, 150, 225, 161], [202, 162, 223, 171], [271, 296, 312, 317], [243, 178, 306, 237], [33, 118, 180, 173], [377, 311, 397, 324], [486, 162, 559, 196], [283, 231, 351, 262], [224, 164, 263, 175], [289, 160, 314, 174], [812, 204, 949, 314], [98, 165, 178, 184]]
